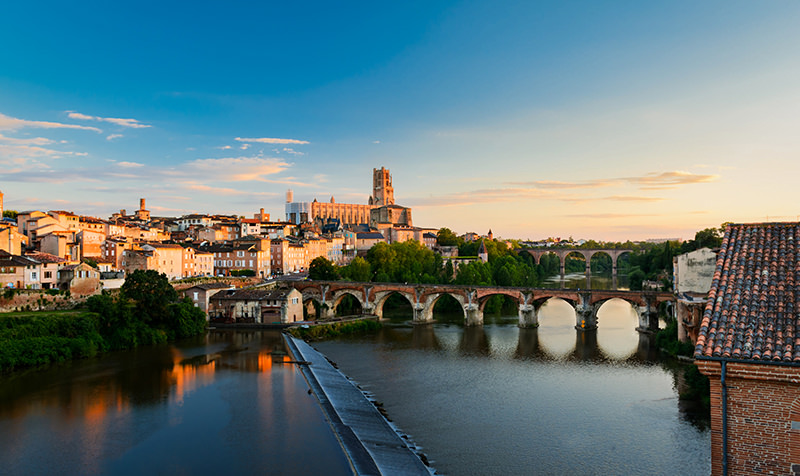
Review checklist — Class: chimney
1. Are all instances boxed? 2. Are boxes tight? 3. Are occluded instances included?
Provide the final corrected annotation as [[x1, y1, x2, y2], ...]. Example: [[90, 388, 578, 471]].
[[140, 198, 146, 210], [286, 189, 294, 203]]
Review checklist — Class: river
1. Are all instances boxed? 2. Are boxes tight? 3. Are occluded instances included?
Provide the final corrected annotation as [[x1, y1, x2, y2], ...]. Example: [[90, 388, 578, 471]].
[[313, 298, 710, 475], [0, 299, 710, 475], [0, 330, 352, 476]]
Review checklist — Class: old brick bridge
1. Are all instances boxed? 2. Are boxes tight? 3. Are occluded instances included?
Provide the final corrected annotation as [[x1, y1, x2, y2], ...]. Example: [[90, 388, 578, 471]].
[[291, 281, 674, 331]]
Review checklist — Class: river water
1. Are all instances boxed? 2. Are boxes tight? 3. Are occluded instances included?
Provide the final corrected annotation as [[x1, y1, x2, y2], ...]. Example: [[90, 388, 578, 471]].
[[0, 330, 352, 476], [0, 299, 710, 476], [314, 299, 711, 476]]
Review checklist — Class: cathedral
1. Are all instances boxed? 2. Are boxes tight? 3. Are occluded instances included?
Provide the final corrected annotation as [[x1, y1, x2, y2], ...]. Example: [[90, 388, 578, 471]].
[[285, 167, 412, 229]]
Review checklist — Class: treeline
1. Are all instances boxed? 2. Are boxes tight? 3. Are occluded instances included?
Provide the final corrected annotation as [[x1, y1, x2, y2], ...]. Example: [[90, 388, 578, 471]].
[[0, 270, 206, 372], [310, 239, 544, 288], [309, 225, 726, 293]]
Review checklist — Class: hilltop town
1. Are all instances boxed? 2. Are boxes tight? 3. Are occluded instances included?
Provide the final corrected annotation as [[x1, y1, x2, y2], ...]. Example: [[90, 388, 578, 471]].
[[0, 167, 495, 296]]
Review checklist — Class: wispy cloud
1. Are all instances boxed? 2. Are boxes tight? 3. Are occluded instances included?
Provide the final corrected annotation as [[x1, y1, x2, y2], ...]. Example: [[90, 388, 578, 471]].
[[107, 134, 123, 141], [0, 112, 101, 132], [117, 161, 145, 168], [602, 195, 665, 202], [67, 111, 151, 129], [509, 179, 613, 189], [509, 170, 718, 190], [278, 147, 305, 156], [179, 157, 291, 182], [624, 171, 718, 189], [235, 137, 309, 145], [408, 187, 552, 207]]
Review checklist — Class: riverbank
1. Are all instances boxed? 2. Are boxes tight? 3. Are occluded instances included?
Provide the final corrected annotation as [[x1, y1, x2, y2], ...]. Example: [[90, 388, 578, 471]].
[[284, 335, 433, 475]]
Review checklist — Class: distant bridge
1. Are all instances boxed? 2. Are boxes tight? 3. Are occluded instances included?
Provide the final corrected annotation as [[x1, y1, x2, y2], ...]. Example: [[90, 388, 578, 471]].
[[291, 281, 674, 332], [523, 248, 633, 289]]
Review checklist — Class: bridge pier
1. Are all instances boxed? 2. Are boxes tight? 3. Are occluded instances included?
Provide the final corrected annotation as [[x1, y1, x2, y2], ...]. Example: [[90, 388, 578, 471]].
[[412, 304, 433, 325], [518, 304, 538, 328], [319, 304, 336, 320], [464, 304, 483, 326], [575, 292, 597, 331], [636, 294, 660, 333]]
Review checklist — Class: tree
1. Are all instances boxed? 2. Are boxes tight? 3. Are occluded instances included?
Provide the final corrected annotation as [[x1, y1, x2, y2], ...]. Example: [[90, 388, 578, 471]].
[[342, 257, 371, 282], [436, 227, 460, 246], [120, 270, 178, 326], [2, 210, 18, 220], [309, 256, 338, 281]]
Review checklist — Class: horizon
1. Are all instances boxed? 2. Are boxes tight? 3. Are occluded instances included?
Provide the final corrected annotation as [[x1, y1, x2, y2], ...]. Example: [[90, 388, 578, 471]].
[[2, 1, 799, 242]]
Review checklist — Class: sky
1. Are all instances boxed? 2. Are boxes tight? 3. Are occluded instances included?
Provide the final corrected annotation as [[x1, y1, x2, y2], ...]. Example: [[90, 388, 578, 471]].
[[1, 1, 799, 242]]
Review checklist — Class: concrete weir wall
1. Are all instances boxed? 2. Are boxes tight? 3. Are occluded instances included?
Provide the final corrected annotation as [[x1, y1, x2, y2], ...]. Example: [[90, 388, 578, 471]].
[[284, 335, 433, 476]]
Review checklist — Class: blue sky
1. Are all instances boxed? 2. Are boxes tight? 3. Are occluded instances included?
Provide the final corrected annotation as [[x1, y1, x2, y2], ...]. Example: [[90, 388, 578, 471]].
[[2, 1, 799, 241]]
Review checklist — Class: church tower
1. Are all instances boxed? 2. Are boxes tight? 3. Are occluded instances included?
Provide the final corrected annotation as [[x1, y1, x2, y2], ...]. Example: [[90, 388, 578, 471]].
[[372, 167, 394, 206]]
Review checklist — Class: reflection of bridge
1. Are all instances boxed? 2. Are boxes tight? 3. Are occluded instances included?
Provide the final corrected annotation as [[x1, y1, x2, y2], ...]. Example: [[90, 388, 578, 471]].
[[292, 281, 673, 332], [524, 248, 633, 289], [379, 324, 661, 362]]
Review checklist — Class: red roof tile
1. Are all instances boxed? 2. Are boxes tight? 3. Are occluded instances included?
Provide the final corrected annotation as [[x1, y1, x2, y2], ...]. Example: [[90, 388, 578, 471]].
[[694, 222, 800, 363]]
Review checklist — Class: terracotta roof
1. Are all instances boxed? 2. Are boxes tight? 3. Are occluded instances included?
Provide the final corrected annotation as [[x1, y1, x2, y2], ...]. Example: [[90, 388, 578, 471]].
[[212, 289, 292, 301], [694, 222, 800, 363], [189, 282, 235, 290], [25, 252, 67, 264]]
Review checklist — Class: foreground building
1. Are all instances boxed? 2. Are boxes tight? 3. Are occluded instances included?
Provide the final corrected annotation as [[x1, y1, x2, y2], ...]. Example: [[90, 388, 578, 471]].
[[694, 222, 800, 476], [208, 288, 303, 323]]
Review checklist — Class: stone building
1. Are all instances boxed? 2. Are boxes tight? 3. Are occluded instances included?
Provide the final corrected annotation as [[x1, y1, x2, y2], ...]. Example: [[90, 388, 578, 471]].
[[673, 247, 717, 343], [58, 262, 101, 296], [284, 167, 413, 229], [208, 288, 303, 324], [694, 222, 800, 476], [182, 282, 235, 316]]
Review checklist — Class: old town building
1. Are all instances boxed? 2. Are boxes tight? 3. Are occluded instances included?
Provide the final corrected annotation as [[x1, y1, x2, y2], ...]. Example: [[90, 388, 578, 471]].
[[208, 288, 303, 324], [694, 222, 800, 476]]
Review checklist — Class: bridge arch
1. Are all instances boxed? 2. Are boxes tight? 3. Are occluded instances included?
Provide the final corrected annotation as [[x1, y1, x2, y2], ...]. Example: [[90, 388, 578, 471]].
[[373, 290, 416, 320], [420, 292, 467, 324], [330, 289, 365, 317]]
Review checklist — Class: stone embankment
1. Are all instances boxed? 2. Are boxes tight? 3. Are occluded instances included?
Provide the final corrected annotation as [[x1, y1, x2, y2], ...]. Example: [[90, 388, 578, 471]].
[[0, 290, 82, 313], [284, 335, 433, 476]]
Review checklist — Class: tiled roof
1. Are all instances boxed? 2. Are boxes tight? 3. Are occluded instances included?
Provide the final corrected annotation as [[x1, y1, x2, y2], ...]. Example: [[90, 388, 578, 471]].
[[212, 289, 292, 301], [25, 252, 67, 264], [357, 232, 385, 240], [190, 282, 235, 290], [694, 222, 800, 363]]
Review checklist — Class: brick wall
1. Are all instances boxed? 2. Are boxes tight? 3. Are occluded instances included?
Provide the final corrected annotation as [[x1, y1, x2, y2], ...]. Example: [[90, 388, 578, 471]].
[[697, 360, 800, 476]]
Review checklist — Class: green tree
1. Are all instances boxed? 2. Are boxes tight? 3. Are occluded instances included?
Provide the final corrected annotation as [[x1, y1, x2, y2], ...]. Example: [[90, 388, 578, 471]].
[[120, 270, 178, 326], [342, 257, 371, 282], [436, 227, 460, 246], [309, 256, 338, 280], [2, 210, 18, 220]]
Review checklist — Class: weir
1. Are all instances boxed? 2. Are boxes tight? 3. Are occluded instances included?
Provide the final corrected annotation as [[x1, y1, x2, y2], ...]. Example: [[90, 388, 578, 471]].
[[284, 335, 432, 476]]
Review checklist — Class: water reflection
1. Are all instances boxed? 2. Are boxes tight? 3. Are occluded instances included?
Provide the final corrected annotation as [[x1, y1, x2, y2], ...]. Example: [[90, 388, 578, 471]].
[[542, 272, 630, 290], [315, 313, 711, 476], [0, 330, 352, 476], [459, 326, 490, 356]]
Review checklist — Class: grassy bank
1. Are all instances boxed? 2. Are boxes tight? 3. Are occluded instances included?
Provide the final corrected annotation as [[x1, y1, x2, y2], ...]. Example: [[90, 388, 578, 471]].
[[1, 270, 208, 373], [286, 319, 382, 341], [0, 310, 105, 372]]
